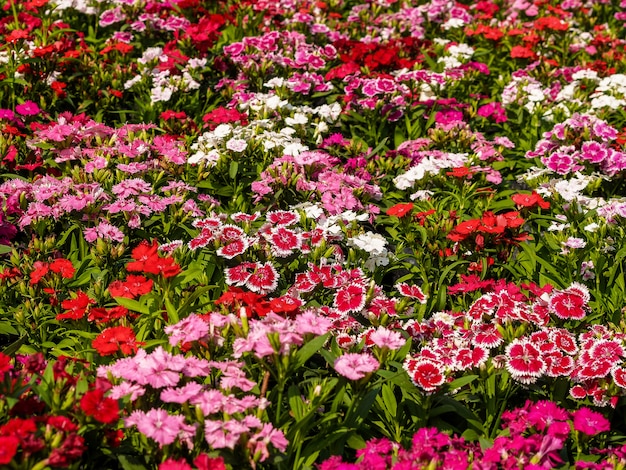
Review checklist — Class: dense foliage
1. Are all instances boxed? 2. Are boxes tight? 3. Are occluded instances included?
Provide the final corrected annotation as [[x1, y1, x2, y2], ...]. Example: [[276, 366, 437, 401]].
[[1, 0, 626, 468]]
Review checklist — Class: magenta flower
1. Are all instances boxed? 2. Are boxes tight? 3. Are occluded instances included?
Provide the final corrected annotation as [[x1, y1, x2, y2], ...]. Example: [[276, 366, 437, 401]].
[[334, 353, 379, 381], [15, 100, 40, 116], [572, 407, 611, 436]]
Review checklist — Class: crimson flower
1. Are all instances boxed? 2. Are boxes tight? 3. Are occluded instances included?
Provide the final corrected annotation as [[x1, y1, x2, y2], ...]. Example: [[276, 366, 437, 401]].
[[0, 436, 19, 464], [80, 389, 120, 424]]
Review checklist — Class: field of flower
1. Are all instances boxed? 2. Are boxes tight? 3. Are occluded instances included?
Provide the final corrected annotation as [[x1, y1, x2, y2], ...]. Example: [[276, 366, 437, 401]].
[[1, 0, 626, 468]]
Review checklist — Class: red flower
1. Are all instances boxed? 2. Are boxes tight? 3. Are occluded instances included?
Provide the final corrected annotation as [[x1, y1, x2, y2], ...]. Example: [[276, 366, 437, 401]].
[[511, 192, 550, 209], [49, 258, 75, 278], [270, 295, 302, 315], [0, 436, 19, 465], [386, 203, 414, 217], [80, 389, 119, 424], [57, 291, 95, 320], [109, 275, 154, 299], [446, 166, 473, 179], [0, 352, 12, 375], [92, 326, 142, 356], [510, 45, 536, 59], [29, 261, 49, 285], [126, 240, 159, 272], [534, 16, 569, 32]]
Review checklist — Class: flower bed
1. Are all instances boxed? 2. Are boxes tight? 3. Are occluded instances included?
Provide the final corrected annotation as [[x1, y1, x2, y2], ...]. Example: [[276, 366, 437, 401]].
[[1, 0, 626, 468]]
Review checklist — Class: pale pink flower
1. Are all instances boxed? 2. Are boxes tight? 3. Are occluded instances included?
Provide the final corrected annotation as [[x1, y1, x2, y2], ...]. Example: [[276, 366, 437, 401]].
[[126, 409, 186, 447], [294, 310, 333, 336], [164, 314, 210, 347], [369, 327, 406, 350], [160, 382, 204, 404], [334, 353, 379, 380]]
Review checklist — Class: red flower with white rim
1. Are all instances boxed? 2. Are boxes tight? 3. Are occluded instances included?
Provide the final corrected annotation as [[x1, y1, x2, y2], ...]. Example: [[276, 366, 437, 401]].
[[217, 239, 249, 259], [333, 283, 367, 315], [231, 212, 259, 223], [570, 385, 587, 399], [404, 358, 446, 393], [505, 339, 546, 383], [544, 351, 575, 377], [225, 262, 256, 286], [220, 224, 245, 241], [467, 293, 498, 321], [293, 272, 317, 293], [549, 283, 589, 320], [611, 367, 626, 388], [575, 360, 613, 380], [471, 323, 503, 348], [268, 226, 302, 257], [193, 217, 222, 229], [395, 282, 427, 304], [455, 346, 488, 370], [549, 328, 579, 355], [589, 339, 624, 364], [188, 231, 213, 250], [267, 210, 299, 226], [245, 262, 279, 294]]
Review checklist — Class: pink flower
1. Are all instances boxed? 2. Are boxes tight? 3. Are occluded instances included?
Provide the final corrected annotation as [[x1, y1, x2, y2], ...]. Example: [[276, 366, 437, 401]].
[[126, 409, 187, 447], [204, 420, 240, 449], [368, 327, 406, 350], [334, 353, 379, 380], [572, 407, 611, 435], [294, 310, 333, 336], [164, 314, 210, 347], [160, 383, 203, 404]]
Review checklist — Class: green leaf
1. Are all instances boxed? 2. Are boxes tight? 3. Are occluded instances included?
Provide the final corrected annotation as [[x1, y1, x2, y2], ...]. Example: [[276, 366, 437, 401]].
[[117, 455, 149, 470], [292, 333, 329, 370], [229, 161, 239, 179], [448, 374, 479, 390], [380, 383, 397, 418], [114, 297, 151, 315]]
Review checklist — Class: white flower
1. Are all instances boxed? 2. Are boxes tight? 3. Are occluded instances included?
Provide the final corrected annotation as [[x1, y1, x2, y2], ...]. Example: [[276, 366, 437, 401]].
[[225, 138, 247, 152], [348, 232, 387, 256], [212, 124, 232, 139], [285, 113, 308, 126], [584, 222, 600, 232]]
